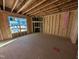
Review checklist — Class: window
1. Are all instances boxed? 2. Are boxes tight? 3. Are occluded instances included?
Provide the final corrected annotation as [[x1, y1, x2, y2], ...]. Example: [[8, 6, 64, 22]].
[[8, 16, 27, 33], [19, 18, 27, 32]]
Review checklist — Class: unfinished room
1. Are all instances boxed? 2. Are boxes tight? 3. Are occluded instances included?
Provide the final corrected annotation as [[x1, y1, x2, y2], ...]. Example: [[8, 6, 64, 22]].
[[0, 0, 78, 59]]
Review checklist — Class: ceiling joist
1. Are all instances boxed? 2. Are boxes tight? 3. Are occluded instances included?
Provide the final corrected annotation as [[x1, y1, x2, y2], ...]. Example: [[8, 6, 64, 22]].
[[11, 0, 19, 12], [22, 0, 46, 14], [31, 0, 71, 15], [28, 0, 58, 14], [16, 0, 24, 8], [33, 2, 77, 16], [17, 0, 34, 13], [0, 0, 77, 16], [3, 0, 5, 10], [32, 8, 59, 15]]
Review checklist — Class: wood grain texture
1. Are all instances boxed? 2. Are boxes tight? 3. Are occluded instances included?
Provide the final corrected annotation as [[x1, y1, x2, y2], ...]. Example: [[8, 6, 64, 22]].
[[43, 17, 45, 33], [0, 33, 77, 59], [46, 16, 50, 33], [0, 12, 12, 40], [69, 10, 78, 43], [49, 15, 52, 34], [43, 10, 77, 43], [26, 16, 32, 33], [52, 15, 55, 34], [54, 14, 59, 35]]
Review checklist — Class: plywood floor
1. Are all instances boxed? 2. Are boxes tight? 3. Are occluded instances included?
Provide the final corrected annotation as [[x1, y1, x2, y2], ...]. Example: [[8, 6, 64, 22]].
[[0, 39, 16, 47], [0, 33, 77, 59]]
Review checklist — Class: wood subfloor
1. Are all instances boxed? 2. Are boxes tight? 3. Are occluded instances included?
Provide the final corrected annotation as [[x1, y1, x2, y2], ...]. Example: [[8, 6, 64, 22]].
[[0, 33, 77, 59]]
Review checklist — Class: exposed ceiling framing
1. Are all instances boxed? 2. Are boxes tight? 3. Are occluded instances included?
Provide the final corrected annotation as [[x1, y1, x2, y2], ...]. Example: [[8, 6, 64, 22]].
[[27, 0, 59, 15], [31, 0, 73, 15], [0, 0, 78, 16], [11, 0, 19, 12], [22, 0, 46, 14], [17, 0, 35, 13], [3, 0, 5, 10]]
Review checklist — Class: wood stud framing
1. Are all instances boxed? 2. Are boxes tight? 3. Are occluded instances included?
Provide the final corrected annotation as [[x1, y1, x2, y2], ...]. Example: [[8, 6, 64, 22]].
[[43, 10, 77, 38]]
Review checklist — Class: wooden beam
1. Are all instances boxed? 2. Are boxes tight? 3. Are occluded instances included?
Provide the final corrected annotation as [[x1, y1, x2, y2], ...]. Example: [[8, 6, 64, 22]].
[[17, 0, 34, 13], [0, 10, 26, 17], [33, 8, 58, 14], [45, 8, 59, 13], [11, 0, 19, 12], [32, 8, 59, 15], [31, 0, 71, 15], [3, 0, 5, 10], [22, 0, 46, 14], [61, 4, 77, 11], [33, 4, 77, 16], [16, 0, 24, 8], [28, 0, 58, 14], [27, 1, 76, 16], [45, 1, 77, 13]]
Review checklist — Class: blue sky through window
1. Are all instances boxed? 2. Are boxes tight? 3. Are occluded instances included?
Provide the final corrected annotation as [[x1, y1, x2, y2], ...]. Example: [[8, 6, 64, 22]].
[[8, 16, 27, 33]]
